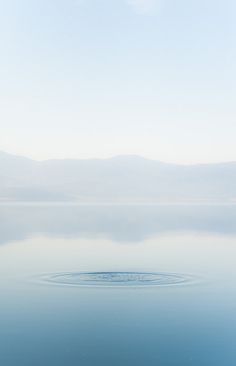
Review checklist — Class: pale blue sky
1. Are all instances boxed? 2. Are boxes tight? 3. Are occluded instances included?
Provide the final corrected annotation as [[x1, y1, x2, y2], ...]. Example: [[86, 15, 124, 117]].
[[0, 0, 235, 163]]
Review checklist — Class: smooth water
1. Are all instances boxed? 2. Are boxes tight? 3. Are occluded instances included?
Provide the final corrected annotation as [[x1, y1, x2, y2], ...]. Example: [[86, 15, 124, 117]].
[[0, 204, 236, 365]]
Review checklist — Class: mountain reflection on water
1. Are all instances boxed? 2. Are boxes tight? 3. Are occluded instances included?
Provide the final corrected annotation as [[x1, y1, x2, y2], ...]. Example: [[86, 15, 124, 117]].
[[0, 204, 236, 245]]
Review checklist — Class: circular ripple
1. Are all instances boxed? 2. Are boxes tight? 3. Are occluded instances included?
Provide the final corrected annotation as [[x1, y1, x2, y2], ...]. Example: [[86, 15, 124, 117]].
[[40, 271, 193, 288]]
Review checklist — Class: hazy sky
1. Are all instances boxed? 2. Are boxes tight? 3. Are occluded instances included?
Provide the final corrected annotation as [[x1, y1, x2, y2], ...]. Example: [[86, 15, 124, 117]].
[[0, 0, 235, 163]]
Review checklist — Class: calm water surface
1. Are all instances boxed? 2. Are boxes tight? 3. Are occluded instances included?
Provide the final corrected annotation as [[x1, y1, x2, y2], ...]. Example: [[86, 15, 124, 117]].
[[0, 204, 236, 365]]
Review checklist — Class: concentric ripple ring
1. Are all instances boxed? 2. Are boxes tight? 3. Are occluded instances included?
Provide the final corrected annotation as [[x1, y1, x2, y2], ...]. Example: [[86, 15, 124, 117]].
[[40, 271, 194, 288]]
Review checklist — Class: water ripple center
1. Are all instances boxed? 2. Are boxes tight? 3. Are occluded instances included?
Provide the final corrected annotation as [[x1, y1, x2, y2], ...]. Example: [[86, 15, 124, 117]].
[[40, 271, 194, 288]]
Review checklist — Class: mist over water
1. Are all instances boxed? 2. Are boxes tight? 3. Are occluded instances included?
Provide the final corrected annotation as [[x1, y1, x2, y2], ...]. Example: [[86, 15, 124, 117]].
[[0, 204, 236, 365], [1, 203, 236, 245]]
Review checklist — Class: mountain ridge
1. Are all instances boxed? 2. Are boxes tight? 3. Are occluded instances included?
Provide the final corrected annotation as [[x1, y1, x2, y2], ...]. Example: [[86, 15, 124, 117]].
[[1, 150, 236, 166], [0, 151, 236, 203]]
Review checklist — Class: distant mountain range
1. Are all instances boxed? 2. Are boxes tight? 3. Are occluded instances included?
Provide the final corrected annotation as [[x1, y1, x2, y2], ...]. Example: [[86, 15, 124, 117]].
[[0, 151, 236, 203]]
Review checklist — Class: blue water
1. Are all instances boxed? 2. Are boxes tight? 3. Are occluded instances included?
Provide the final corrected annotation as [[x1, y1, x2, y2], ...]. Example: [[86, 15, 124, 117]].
[[0, 204, 236, 365]]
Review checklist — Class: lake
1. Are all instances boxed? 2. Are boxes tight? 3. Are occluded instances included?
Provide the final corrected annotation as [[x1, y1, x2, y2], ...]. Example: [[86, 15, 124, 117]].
[[0, 204, 235, 365]]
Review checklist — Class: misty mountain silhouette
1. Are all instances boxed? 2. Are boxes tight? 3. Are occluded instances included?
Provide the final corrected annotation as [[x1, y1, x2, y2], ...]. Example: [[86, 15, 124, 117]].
[[0, 151, 236, 202]]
